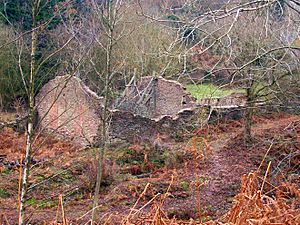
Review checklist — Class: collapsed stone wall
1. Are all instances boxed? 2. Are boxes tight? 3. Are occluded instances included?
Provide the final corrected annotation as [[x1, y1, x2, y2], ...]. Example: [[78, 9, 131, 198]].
[[110, 107, 198, 143], [208, 106, 244, 122], [199, 92, 246, 107], [36, 75, 200, 147]]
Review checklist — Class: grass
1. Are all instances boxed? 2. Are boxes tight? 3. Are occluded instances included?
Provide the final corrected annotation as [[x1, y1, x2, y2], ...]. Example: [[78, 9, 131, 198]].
[[25, 197, 58, 209], [185, 83, 244, 100], [108, 144, 181, 174], [0, 188, 10, 198]]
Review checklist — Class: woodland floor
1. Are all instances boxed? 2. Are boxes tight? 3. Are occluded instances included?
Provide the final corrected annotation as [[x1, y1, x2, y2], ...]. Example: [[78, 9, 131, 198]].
[[0, 112, 299, 224]]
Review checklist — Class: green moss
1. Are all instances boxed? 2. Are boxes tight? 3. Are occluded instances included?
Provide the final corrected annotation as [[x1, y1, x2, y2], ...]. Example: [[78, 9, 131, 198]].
[[37, 199, 57, 209], [180, 181, 190, 191], [0, 168, 11, 174], [61, 171, 75, 181], [202, 216, 213, 222], [198, 176, 208, 183], [27, 198, 38, 206], [114, 173, 134, 182]]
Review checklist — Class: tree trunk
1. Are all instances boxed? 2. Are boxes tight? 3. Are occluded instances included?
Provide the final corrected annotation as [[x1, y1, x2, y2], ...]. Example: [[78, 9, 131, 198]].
[[152, 72, 158, 116], [18, 3, 37, 224], [244, 82, 255, 144], [0, 94, 3, 111], [91, 1, 113, 223]]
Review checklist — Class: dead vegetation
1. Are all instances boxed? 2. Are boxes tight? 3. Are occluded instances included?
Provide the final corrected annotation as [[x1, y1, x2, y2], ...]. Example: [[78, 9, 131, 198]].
[[0, 113, 299, 224], [123, 171, 300, 225]]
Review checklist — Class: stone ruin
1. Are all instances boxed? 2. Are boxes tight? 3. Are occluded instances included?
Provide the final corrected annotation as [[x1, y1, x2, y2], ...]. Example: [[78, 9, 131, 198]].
[[36, 75, 249, 147], [116, 76, 196, 118], [198, 92, 247, 122], [36, 75, 103, 146], [36, 75, 199, 147], [110, 76, 199, 143], [199, 92, 246, 108]]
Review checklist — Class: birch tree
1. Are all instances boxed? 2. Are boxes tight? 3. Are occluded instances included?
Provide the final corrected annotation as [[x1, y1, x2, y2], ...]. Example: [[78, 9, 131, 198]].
[[18, 1, 38, 223], [8, 1, 79, 223]]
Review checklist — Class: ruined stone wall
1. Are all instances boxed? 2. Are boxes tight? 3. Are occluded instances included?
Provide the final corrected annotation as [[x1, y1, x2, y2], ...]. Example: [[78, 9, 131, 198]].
[[36, 75, 103, 146], [119, 76, 197, 118], [36, 75, 199, 147], [141, 77, 196, 116], [36, 75, 246, 147], [110, 108, 199, 143], [199, 92, 246, 107], [209, 106, 244, 122]]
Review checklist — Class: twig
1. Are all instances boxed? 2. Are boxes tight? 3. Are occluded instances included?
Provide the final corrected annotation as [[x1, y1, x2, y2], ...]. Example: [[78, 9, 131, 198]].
[[1, 214, 10, 225], [260, 161, 271, 194], [18, 158, 23, 222], [77, 205, 104, 223], [197, 176, 202, 223], [59, 194, 67, 225], [131, 193, 161, 217], [123, 183, 151, 224], [257, 142, 273, 173]]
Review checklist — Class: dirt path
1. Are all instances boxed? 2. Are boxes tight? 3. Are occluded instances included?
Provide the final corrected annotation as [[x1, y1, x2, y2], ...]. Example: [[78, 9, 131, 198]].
[[194, 114, 300, 218], [202, 133, 240, 211], [192, 131, 246, 219]]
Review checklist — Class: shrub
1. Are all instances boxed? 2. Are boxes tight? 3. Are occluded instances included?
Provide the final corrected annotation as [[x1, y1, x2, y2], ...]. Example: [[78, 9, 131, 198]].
[[0, 25, 28, 110]]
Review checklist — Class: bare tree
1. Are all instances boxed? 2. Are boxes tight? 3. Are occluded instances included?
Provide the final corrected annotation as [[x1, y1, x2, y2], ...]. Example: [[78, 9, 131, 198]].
[[0, 1, 299, 223], [9, 1, 80, 224], [138, 0, 300, 142], [89, 0, 122, 223], [18, 1, 38, 223]]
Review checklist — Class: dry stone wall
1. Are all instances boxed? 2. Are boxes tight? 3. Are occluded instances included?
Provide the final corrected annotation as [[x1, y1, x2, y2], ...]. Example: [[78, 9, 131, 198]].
[[110, 108, 198, 143], [199, 92, 246, 107], [36, 75, 200, 147]]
